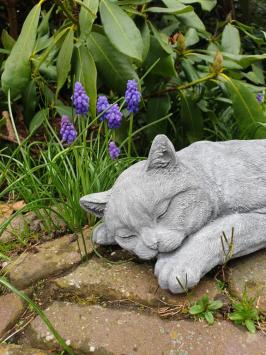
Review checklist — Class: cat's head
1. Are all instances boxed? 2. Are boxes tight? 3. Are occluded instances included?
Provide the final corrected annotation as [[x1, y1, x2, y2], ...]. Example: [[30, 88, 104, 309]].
[[80, 135, 213, 259]]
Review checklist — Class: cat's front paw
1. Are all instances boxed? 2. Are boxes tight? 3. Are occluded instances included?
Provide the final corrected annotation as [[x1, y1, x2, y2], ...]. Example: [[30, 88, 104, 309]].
[[156, 259, 201, 294], [92, 223, 116, 245]]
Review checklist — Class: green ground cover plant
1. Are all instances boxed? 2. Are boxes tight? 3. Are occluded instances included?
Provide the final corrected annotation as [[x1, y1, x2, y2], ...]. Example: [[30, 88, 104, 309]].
[[0, 0, 266, 152], [229, 289, 260, 333], [189, 294, 223, 325]]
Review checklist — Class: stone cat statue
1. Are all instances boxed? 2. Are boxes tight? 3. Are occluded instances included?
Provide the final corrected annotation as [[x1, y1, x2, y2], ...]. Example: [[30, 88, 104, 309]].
[[80, 135, 266, 293]]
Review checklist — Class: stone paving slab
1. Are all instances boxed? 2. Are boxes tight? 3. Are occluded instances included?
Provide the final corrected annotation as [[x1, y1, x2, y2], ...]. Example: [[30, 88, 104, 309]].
[[53, 257, 220, 307], [4, 230, 93, 289], [20, 301, 266, 355], [0, 344, 54, 355], [0, 294, 25, 338], [0, 210, 66, 243], [228, 249, 266, 311]]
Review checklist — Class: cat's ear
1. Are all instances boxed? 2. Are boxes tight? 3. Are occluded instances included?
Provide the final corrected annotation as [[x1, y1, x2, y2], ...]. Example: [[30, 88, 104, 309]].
[[146, 135, 177, 171], [80, 190, 111, 217]]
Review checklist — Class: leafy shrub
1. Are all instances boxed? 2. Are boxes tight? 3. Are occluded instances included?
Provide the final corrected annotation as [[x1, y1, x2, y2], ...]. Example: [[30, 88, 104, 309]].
[[0, 0, 266, 153]]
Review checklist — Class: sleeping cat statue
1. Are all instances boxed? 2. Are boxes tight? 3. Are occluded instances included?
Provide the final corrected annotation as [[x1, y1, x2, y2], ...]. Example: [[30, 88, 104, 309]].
[[80, 135, 266, 293]]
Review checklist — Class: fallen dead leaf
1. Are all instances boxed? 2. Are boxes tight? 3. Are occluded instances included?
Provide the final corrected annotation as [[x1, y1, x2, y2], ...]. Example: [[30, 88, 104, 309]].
[[11, 200, 26, 211]]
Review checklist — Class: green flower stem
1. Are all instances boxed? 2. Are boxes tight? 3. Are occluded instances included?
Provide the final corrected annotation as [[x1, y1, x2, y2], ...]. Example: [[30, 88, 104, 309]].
[[127, 113, 134, 157], [146, 73, 216, 98], [177, 73, 216, 90]]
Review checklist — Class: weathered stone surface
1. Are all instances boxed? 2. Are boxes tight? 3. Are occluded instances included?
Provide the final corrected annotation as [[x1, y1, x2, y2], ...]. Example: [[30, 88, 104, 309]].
[[53, 257, 220, 307], [5, 230, 93, 289], [0, 208, 67, 242], [0, 212, 40, 242], [0, 294, 25, 338], [21, 301, 266, 355], [228, 249, 266, 311], [0, 344, 53, 355]]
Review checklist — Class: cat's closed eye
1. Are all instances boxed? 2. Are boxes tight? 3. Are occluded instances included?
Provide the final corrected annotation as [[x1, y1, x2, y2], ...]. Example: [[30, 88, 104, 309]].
[[156, 199, 171, 222], [116, 234, 137, 241]]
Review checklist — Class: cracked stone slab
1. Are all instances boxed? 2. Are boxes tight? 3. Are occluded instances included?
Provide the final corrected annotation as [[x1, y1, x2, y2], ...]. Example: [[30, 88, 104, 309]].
[[0, 294, 25, 338], [4, 230, 93, 289], [0, 344, 54, 355], [228, 249, 266, 311], [53, 257, 220, 307], [20, 301, 266, 355]]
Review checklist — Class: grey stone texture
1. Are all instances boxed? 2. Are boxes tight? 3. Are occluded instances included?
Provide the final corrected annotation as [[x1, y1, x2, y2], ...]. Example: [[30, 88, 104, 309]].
[[80, 135, 266, 293], [20, 301, 266, 355]]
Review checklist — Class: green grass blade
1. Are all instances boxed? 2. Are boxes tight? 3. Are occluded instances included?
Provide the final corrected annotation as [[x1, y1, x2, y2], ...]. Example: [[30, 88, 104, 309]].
[[0, 277, 74, 355]]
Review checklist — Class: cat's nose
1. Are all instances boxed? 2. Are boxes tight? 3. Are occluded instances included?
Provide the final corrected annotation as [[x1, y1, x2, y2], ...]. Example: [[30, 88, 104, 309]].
[[141, 227, 158, 250]]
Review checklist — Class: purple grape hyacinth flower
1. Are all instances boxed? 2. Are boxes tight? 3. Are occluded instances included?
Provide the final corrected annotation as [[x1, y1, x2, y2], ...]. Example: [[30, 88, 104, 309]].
[[125, 79, 141, 113], [72, 82, 89, 115], [109, 141, 120, 160], [60, 116, 77, 145], [97, 96, 109, 121], [106, 103, 122, 129], [256, 93, 264, 103]]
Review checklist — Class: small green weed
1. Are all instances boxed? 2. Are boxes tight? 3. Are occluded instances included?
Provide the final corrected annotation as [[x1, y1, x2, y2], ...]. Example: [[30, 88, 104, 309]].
[[229, 290, 259, 333], [215, 279, 226, 291], [189, 295, 223, 325]]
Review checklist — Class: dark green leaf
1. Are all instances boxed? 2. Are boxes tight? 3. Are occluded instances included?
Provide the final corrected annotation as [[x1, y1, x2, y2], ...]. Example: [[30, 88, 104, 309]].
[[146, 95, 171, 141], [222, 23, 241, 55], [163, 0, 205, 30], [79, 0, 99, 39], [141, 21, 150, 62], [118, 0, 151, 4], [1, 4, 41, 98], [87, 31, 138, 94], [189, 304, 204, 315], [204, 311, 214, 325], [37, 6, 54, 36], [180, 0, 217, 11], [76, 45, 97, 117], [1, 30, 15, 51], [22, 80, 37, 126], [145, 5, 193, 14], [181, 58, 200, 81], [40, 63, 57, 80], [222, 76, 266, 138], [35, 34, 53, 53], [149, 22, 173, 54], [144, 37, 176, 78], [55, 104, 74, 117], [180, 91, 203, 143], [29, 108, 49, 134], [185, 28, 199, 47], [100, 0, 143, 61], [56, 29, 74, 95]]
